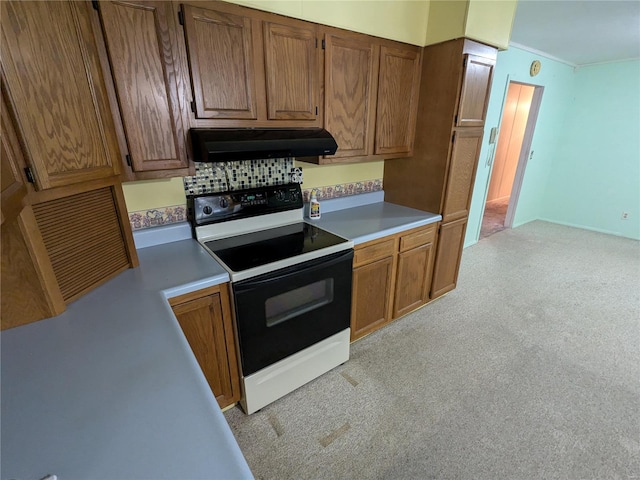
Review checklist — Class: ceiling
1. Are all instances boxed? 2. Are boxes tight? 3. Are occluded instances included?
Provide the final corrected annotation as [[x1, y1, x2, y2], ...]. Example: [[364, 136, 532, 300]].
[[509, 0, 640, 66]]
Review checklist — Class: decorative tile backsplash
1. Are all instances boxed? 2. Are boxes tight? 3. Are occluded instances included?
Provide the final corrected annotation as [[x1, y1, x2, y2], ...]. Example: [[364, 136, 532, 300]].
[[129, 205, 187, 230], [302, 179, 383, 202], [127, 154, 383, 231], [183, 158, 294, 195]]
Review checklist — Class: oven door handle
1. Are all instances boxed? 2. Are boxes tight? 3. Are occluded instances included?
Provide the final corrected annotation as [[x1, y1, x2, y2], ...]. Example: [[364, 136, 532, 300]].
[[235, 249, 353, 290]]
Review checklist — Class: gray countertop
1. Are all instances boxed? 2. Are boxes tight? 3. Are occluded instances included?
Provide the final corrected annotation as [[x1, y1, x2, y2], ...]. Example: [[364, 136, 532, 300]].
[[313, 201, 441, 244], [1, 240, 252, 480], [0, 197, 439, 480]]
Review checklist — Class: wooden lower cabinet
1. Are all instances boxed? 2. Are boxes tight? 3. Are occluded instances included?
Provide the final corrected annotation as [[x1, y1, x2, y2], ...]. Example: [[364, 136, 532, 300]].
[[393, 224, 437, 318], [430, 217, 468, 299], [351, 256, 394, 341], [169, 284, 241, 409], [393, 244, 432, 319], [351, 223, 437, 341]]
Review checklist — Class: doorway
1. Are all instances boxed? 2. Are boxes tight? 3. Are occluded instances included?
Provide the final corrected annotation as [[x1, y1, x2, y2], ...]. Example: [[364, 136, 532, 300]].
[[480, 81, 543, 239]]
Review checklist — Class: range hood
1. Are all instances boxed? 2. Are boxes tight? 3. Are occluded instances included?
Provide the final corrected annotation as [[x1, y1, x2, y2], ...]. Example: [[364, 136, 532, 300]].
[[190, 128, 338, 162]]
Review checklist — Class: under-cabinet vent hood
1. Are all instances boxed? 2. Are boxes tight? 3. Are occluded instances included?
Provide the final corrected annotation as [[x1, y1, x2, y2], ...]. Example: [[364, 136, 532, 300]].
[[190, 128, 338, 162]]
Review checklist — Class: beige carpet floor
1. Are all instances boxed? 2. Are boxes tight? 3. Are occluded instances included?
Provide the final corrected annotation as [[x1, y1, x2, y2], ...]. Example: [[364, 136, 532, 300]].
[[225, 221, 640, 480]]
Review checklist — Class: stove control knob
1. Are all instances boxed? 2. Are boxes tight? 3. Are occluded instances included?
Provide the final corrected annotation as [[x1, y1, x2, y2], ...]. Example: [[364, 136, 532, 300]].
[[290, 190, 300, 202], [202, 205, 213, 215], [275, 190, 285, 201], [219, 197, 229, 208]]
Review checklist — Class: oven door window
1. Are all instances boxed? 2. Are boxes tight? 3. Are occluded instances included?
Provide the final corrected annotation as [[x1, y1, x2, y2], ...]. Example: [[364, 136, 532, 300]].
[[265, 278, 334, 327]]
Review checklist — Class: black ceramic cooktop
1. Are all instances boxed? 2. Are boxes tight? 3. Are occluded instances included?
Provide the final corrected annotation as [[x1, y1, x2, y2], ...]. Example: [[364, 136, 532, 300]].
[[204, 222, 348, 272]]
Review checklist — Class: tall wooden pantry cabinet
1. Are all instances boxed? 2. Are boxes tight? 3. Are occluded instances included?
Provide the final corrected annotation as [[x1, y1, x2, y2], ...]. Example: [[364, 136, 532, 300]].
[[384, 38, 497, 299]]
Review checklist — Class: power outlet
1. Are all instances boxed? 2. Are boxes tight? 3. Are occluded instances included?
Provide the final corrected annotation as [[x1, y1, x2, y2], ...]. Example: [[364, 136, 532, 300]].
[[289, 167, 303, 184], [621, 212, 629, 220]]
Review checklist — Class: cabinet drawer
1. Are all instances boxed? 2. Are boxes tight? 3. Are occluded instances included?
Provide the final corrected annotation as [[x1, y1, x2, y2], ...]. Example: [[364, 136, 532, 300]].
[[399, 224, 436, 252], [353, 237, 395, 267]]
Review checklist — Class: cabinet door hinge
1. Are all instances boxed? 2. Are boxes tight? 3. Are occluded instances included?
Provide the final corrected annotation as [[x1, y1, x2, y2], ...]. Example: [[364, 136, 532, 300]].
[[91, 0, 99, 11], [125, 154, 132, 167], [178, 10, 184, 26], [24, 167, 35, 184], [463, 56, 468, 67], [315, 38, 318, 48], [322, 39, 326, 49], [454, 114, 458, 124], [190, 100, 196, 113], [451, 132, 456, 143], [315, 106, 318, 115]]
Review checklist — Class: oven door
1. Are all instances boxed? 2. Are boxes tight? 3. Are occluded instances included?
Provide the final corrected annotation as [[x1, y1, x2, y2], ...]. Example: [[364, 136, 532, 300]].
[[232, 249, 353, 376]]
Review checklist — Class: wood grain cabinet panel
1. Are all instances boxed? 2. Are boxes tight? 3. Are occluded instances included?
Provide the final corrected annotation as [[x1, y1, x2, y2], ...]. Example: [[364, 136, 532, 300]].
[[264, 21, 319, 122], [393, 244, 431, 319], [456, 54, 494, 127], [393, 225, 436, 318], [2, 89, 66, 328], [441, 128, 483, 223], [375, 45, 421, 155], [384, 39, 496, 300], [170, 285, 241, 409], [324, 32, 378, 159], [1, 206, 66, 330], [351, 256, 394, 341], [1, 87, 27, 225], [98, 0, 189, 172], [431, 217, 467, 299], [351, 224, 437, 340], [182, 3, 259, 120], [0, 1, 120, 190]]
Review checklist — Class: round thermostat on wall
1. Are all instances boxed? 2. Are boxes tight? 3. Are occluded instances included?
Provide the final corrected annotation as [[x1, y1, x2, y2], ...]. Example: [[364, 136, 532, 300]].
[[530, 60, 542, 77]]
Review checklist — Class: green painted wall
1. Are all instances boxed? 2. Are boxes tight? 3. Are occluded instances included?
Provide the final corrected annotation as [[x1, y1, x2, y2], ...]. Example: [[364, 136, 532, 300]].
[[466, 49, 640, 246], [539, 60, 640, 240], [466, 46, 575, 246]]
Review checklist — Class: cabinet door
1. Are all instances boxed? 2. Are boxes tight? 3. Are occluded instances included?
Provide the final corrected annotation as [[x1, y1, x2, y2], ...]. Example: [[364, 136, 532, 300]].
[[264, 21, 320, 123], [431, 218, 467, 299], [374, 45, 421, 155], [393, 244, 432, 318], [1, 1, 120, 190], [1, 87, 27, 225], [456, 54, 494, 127], [99, 1, 188, 172], [351, 256, 394, 341], [182, 4, 260, 120], [171, 288, 240, 409], [324, 32, 378, 159], [442, 128, 483, 223]]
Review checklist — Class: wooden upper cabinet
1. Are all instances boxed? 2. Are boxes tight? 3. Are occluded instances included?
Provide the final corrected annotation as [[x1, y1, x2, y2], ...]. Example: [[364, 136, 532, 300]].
[[0, 1, 120, 190], [182, 3, 260, 120], [374, 45, 421, 156], [441, 128, 483, 223], [98, 1, 188, 172], [456, 54, 494, 127], [1, 87, 27, 225], [263, 21, 319, 122], [324, 32, 378, 159]]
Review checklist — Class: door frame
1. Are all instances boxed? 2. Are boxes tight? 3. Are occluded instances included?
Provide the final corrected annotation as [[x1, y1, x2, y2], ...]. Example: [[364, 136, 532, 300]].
[[503, 82, 544, 228], [480, 79, 544, 231]]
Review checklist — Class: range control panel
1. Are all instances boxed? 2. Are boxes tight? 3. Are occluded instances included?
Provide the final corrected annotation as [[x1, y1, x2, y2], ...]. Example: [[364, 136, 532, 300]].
[[188, 183, 303, 226]]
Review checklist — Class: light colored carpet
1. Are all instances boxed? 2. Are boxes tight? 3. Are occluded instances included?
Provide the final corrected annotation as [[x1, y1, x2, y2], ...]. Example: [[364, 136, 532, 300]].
[[225, 221, 640, 480]]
